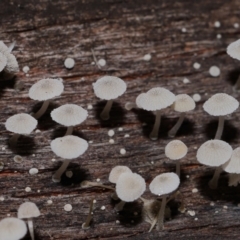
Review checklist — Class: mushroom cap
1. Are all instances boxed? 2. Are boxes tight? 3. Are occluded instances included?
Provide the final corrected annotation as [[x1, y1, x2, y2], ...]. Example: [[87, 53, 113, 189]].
[[51, 104, 88, 127], [149, 172, 180, 196], [0, 217, 27, 240], [18, 202, 40, 219], [203, 93, 239, 116], [29, 78, 64, 101], [0, 53, 7, 72], [172, 94, 196, 112], [116, 172, 146, 202], [227, 39, 240, 61], [196, 140, 232, 167], [0, 41, 19, 73], [165, 140, 188, 160], [93, 76, 127, 100], [5, 113, 38, 134], [136, 87, 175, 111], [108, 166, 132, 184], [51, 135, 88, 159], [222, 147, 240, 173]]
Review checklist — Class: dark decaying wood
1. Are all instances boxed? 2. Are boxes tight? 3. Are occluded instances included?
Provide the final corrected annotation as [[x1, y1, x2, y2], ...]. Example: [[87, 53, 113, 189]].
[[1, 0, 240, 239]]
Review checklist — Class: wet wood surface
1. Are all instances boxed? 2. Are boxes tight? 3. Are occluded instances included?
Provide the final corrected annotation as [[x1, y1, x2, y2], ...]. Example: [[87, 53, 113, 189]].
[[1, 0, 240, 239]]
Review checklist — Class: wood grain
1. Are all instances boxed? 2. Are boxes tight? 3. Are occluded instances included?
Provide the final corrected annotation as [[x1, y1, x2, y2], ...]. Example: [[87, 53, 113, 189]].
[[1, 0, 240, 239]]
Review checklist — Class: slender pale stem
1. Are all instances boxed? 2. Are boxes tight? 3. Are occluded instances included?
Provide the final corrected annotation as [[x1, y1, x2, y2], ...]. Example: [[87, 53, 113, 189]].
[[27, 218, 34, 240], [125, 102, 137, 111], [82, 199, 94, 229], [52, 160, 71, 183], [156, 196, 167, 230], [149, 110, 161, 140], [80, 181, 115, 191], [9, 133, 20, 147], [208, 166, 223, 189], [214, 116, 225, 140], [176, 162, 181, 177], [33, 100, 50, 119], [115, 200, 126, 211], [65, 126, 73, 136], [100, 100, 113, 120], [8, 42, 15, 52], [168, 112, 185, 137]]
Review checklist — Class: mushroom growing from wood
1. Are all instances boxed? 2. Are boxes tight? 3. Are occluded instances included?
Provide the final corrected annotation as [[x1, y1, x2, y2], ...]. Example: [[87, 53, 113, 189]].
[[196, 139, 232, 189], [51, 135, 88, 182], [149, 172, 180, 230], [115, 172, 146, 211], [5, 113, 38, 146], [136, 87, 175, 140], [168, 94, 195, 137], [18, 202, 40, 240], [51, 104, 88, 135], [93, 76, 127, 120], [29, 78, 64, 119], [0, 217, 27, 240], [203, 93, 239, 140], [82, 199, 94, 230], [165, 140, 188, 176]]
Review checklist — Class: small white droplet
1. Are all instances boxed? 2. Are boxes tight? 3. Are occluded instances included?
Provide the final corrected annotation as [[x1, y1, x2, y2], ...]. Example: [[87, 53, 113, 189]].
[[32, 154, 35, 157], [2, 147, 5, 151], [0, 196, 4, 201], [35, 129, 41, 133], [223, 205, 228, 209], [187, 210, 196, 216], [210, 202, 215, 206], [22, 66, 30, 73], [234, 23, 239, 28], [186, 175, 190, 178], [192, 188, 198, 193], [109, 139, 115, 144], [29, 168, 38, 175], [215, 211, 218, 214], [214, 21, 221, 28], [183, 78, 190, 84], [194, 218, 198, 221], [47, 200, 53, 204], [64, 58, 75, 69], [124, 134, 130, 138], [88, 141, 93, 144], [66, 171, 73, 178], [181, 27, 187, 33], [51, 158, 56, 162], [93, 200, 97, 204], [192, 93, 201, 102], [7, 214, 10, 217], [108, 130, 115, 137], [151, 161, 154, 164], [209, 66, 220, 77], [37, 190, 41, 193], [87, 104, 93, 110], [101, 206, 106, 210], [96, 178, 100, 182], [14, 155, 23, 163], [120, 148, 126, 155], [116, 220, 120, 224], [25, 187, 31, 192], [193, 62, 201, 69], [118, 127, 123, 131], [64, 204, 72, 212], [143, 54, 152, 61], [98, 59, 106, 67], [216, 34, 222, 39]]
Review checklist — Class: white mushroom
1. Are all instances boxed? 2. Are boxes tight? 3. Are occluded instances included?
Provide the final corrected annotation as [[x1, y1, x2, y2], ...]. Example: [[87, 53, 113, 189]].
[[0, 217, 27, 240], [5, 113, 38, 146], [136, 87, 175, 140], [115, 172, 146, 211], [51, 135, 88, 182], [196, 139, 233, 189], [168, 94, 195, 137], [203, 93, 239, 139], [51, 104, 88, 135], [29, 78, 64, 119], [149, 172, 180, 230], [18, 202, 40, 240], [165, 140, 188, 176], [93, 76, 127, 120]]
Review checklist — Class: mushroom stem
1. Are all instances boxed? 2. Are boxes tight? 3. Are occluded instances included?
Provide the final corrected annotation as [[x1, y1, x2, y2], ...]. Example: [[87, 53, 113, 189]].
[[80, 180, 115, 191], [228, 173, 240, 186], [9, 134, 20, 147], [33, 99, 51, 119], [8, 41, 15, 52], [52, 160, 71, 183], [27, 218, 34, 240], [82, 199, 94, 229], [208, 166, 223, 189], [215, 116, 225, 140], [149, 110, 161, 140], [65, 126, 73, 136], [111, 191, 119, 200], [168, 112, 185, 138], [125, 102, 137, 111], [156, 196, 167, 230], [176, 162, 181, 177], [100, 100, 113, 120], [115, 200, 126, 211]]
